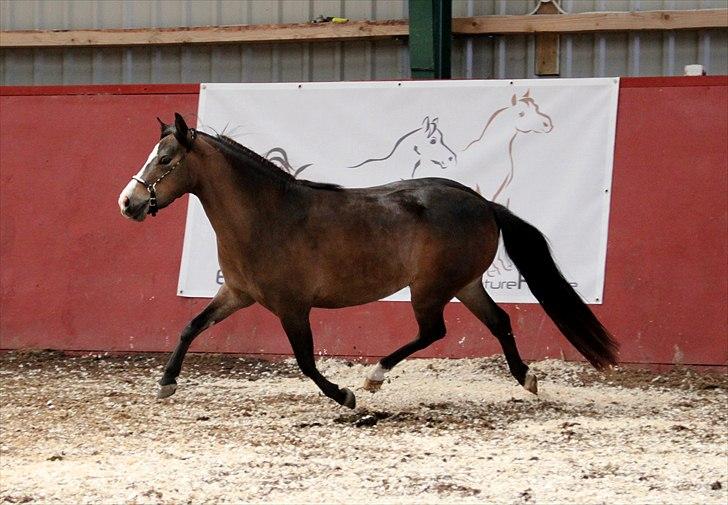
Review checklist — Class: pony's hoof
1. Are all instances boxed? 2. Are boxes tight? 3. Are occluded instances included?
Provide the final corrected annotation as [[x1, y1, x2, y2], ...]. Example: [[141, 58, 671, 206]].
[[341, 388, 356, 409], [523, 372, 538, 395], [363, 378, 384, 392], [157, 383, 177, 399]]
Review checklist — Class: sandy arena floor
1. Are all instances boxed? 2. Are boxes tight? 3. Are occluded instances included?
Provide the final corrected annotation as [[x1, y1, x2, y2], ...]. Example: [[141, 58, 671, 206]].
[[0, 351, 726, 504]]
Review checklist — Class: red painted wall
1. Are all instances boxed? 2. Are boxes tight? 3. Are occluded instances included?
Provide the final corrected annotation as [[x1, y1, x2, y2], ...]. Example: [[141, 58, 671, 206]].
[[1, 77, 726, 365]]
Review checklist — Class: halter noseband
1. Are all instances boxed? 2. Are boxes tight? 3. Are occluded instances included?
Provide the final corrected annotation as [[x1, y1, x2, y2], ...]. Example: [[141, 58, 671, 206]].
[[131, 129, 196, 217]]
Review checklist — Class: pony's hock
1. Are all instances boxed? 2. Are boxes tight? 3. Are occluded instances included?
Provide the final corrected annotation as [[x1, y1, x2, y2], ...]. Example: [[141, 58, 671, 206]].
[[119, 113, 618, 409]]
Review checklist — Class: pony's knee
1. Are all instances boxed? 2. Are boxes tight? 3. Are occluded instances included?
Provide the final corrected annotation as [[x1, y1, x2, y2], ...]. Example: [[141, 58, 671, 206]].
[[432, 325, 446, 342], [428, 318, 447, 342]]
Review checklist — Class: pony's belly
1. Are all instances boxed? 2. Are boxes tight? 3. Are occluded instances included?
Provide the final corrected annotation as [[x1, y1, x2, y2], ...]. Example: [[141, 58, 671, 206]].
[[311, 267, 411, 309], [313, 282, 409, 309]]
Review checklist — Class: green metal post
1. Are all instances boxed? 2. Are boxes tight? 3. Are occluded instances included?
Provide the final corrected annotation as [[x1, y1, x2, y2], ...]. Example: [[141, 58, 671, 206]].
[[408, 0, 452, 79]]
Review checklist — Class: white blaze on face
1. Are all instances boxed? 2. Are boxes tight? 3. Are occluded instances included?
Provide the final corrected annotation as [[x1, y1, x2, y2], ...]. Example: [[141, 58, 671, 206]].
[[118, 142, 160, 212]]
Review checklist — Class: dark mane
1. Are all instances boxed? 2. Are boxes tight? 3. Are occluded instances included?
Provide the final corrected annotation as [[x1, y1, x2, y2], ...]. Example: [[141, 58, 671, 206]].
[[199, 132, 342, 191]]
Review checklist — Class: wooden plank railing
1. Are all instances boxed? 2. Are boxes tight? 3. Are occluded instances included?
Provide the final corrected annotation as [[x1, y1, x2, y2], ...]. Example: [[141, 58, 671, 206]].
[[1, 9, 726, 49]]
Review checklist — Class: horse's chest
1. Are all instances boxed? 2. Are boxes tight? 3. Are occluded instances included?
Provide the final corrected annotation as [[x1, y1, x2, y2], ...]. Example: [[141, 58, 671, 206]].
[[218, 242, 302, 302]]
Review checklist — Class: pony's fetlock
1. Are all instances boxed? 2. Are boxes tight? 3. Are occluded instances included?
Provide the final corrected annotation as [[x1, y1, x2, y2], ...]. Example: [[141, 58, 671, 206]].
[[363, 378, 384, 392], [523, 371, 538, 395], [364, 363, 388, 392]]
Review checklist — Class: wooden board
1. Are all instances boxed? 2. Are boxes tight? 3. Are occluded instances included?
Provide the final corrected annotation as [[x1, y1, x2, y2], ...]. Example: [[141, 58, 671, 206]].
[[534, 1, 561, 76], [0, 20, 409, 48], [1, 10, 725, 49], [455, 9, 728, 35]]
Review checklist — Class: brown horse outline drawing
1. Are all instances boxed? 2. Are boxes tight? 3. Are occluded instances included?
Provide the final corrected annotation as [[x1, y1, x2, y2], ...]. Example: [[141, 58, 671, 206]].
[[461, 90, 555, 274]]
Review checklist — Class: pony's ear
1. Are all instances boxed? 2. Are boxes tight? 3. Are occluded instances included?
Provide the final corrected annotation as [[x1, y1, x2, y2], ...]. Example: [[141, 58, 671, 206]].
[[522, 89, 531, 98], [421, 116, 430, 126], [511, 94, 517, 106], [157, 117, 174, 139], [174, 112, 192, 150]]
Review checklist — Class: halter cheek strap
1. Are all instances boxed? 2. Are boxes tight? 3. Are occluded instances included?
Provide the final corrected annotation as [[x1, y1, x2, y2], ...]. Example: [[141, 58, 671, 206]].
[[131, 129, 196, 217], [132, 163, 177, 217]]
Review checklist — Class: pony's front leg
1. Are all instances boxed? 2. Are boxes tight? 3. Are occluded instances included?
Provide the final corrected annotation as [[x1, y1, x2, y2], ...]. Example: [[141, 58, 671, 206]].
[[157, 284, 253, 399], [280, 312, 356, 409]]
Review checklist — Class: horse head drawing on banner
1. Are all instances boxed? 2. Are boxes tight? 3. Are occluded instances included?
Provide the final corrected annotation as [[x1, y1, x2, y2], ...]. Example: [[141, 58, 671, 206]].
[[349, 116, 457, 178], [512, 90, 553, 134], [463, 90, 555, 276], [464, 90, 553, 153]]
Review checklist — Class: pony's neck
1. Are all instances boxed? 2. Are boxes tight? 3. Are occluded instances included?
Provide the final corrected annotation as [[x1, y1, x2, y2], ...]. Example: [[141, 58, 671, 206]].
[[190, 140, 292, 240]]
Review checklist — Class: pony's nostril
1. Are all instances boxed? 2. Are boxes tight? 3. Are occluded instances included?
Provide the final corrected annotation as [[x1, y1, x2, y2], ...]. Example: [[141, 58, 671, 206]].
[[123, 196, 130, 208], [449, 156, 453, 161], [543, 122, 550, 127]]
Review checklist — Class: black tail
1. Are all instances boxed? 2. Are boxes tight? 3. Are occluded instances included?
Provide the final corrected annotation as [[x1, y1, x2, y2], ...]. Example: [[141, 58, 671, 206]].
[[491, 203, 619, 369]]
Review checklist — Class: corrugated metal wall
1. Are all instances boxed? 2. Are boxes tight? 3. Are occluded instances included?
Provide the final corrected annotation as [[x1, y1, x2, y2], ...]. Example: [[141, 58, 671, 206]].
[[1, 0, 726, 85]]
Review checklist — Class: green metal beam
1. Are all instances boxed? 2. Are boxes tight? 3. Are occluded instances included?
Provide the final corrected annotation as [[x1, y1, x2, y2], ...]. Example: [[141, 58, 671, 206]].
[[408, 0, 452, 79]]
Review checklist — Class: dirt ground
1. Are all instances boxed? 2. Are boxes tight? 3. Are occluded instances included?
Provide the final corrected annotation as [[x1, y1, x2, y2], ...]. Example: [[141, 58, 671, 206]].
[[0, 351, 726, 504]]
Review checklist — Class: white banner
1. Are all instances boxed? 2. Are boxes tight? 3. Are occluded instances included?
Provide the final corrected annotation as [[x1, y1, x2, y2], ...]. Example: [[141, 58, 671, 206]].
[[178, 79, 619, 303]]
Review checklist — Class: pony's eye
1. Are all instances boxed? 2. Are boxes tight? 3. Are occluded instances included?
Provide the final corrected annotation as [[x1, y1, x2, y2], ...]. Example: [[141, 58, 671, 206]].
[[429, 138, 436, 144], [159, 155, 172, 165], [518, 111, 525, 117]]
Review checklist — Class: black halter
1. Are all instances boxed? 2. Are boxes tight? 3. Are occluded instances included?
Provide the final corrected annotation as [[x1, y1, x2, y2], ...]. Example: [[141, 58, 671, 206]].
[[131, 164, 178, 217], [131, 129, 196, 216]]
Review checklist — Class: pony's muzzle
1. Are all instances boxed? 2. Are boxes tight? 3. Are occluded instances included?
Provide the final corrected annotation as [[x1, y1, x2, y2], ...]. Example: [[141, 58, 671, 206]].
[[119, 195, 149, 221], [118, 181, 150, 221], [121, 202, 149, 221]]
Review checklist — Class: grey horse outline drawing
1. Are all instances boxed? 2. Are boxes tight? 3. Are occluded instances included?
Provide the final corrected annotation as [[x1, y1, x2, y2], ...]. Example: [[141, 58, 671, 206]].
[[348, 116, 457, 178]]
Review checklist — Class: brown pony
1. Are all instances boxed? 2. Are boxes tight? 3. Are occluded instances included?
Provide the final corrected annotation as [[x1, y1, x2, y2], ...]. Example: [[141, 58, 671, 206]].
[[118, 113, 618, 409]]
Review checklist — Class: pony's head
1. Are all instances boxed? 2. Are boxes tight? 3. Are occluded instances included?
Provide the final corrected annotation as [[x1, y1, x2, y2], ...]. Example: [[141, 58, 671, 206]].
[[415, 116, 457, 170], [118, 113, 197, 221], [511, 90, 553, 134]]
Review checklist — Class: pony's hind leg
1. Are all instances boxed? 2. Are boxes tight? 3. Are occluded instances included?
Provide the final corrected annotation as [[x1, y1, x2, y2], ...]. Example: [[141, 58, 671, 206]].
[[364, 298, 448, 392], [456, 279, 537, 394]]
